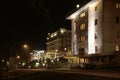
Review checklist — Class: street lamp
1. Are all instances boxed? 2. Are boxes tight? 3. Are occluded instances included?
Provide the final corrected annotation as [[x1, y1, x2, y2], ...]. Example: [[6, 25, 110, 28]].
[[23, 44, 28, 49], [76, 4, 80, 8], [16, 55, 20, 59], [22, 44, 31, 65]]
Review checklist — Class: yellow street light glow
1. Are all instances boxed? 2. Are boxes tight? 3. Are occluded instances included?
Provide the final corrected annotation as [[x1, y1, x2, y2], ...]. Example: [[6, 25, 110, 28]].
[[43, 63, 45, 66], [51, 35, 53, 38], [44, 60, 47, 63], [64, 48, 67, 51], [47, 37, 49, 40], [16, 55, 20, 59], [23, 44, 28, 48], [48, 33, 50, 35], [54, 32, 57, 36], [22, 62, 26, 66], [60, 29, 64, 34], [57, 58, 59, 61], [51, 60, 54, 63], [55, 50, 58, 52], [35, 62, 40, 67], [2, 59, 4, 62], [76, 4, 80, 8]]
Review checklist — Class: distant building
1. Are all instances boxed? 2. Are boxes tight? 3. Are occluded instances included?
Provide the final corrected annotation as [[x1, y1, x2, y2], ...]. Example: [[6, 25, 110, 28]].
[[30, 50, 45, 61], [67, 0, 120, 66], [46, 28, 71, 59]]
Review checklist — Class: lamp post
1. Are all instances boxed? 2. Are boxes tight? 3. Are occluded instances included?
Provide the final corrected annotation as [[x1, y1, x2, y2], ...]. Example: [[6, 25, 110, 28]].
[[22, 44, 31, 64], [16, 55, 21, 68], [20, 43, 30, 68]]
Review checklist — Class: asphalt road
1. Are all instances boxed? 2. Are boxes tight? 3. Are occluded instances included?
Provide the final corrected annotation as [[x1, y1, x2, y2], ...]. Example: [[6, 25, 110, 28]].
[[2, 70, 120, 80]]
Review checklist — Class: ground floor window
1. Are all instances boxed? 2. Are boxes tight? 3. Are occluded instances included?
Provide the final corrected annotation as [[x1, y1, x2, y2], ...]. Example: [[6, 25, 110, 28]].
[[115, 45, 119, 51]]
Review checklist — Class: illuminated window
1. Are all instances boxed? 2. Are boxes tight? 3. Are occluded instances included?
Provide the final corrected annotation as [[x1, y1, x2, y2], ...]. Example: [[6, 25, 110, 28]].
[[115, 45, 119, 51], [80, 12, 85, 18], [116, 4, 119, 8], [95, 19, 98, 25], [80, 36, 86, 42], [95, 6, 97, 11], [80, 23, 85, 30], [116, 17, 119, 23], [116, 3, 120, 8]]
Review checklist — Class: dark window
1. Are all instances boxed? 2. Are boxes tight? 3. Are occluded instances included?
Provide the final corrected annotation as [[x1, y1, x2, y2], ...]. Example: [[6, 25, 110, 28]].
[[116, 17, 119, 23], [95, 33, 97, 39], [96, 57, 99, 62], [95, 6, 97, 11], [109, 56, 114, 63], [101, 57, 104, 63], [95, 19, 97, 25], [117, 31, 120, 38], [95, 46, 98, 52]]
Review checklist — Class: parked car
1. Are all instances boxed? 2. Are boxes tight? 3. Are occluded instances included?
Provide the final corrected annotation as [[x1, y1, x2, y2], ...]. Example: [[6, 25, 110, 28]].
[[82, 63, 96, 69]]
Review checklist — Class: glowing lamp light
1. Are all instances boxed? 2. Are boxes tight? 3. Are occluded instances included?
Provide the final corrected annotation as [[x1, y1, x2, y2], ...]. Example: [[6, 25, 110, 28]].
[[60, 29, 64, 34], [2, 59, 4, 62], [54, 33, 57, 36], [23, 44, 28, 48], [47, 37, 49, 40], [57, 58, 59, 61], [51, 60, 54, 63], [17, 55, 20, 59], [44, 60, 47, 63], [55, 50, 58, 52], [35, 62, 40, 67], [43, 63, 45, 66], [22, 62, 26, 66], [51, 35, 53, 38], [76, 4, 80, 8], [64, 48, 67, 51]]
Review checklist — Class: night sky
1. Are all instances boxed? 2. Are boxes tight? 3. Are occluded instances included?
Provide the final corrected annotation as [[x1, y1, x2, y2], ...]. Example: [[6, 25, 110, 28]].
[[0, 0, 89, 58]]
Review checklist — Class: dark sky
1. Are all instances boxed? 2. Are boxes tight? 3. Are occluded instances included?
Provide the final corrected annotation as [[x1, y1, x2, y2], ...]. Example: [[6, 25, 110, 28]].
[[0, 0, 89, 57]]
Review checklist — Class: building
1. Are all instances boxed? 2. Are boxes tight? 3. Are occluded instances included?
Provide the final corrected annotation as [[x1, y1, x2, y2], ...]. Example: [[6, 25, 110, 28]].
[[30, 50, 45, 61], [46, 28, 71, 59], [67, 0, 120, 66]]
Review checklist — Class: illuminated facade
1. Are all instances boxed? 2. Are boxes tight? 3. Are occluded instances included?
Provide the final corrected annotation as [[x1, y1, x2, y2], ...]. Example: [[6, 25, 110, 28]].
[[46, 28, 71, 59], [67, 0, 120, 65], [30, 50, 45, 61]]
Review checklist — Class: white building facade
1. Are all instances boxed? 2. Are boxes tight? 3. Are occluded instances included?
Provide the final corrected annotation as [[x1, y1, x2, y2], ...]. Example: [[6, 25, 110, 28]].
[[67, 0, 120, 65]]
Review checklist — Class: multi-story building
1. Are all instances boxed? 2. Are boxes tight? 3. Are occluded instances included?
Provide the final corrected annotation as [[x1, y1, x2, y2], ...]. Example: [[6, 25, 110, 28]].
[[46, 28, 71, 59], [30, 50, 45, 61], [67, 0, 120, 66]]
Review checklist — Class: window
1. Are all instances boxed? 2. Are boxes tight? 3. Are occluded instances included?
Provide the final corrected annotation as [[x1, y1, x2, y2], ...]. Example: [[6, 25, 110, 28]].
[[95, 6, 97, 11], [95, 46, 98, 52], [95, 19, 97, 25], [116, 3, 120, 8], [80, 36, 86, 42], [115, 45, 119, 51], [116, 31, 120, 38], [95, 33, 97, 39], [80, 12, 86, 18], [80, 23, 85, 30], [101, 57, 104, 63], [116, 4, 119, 8], [116, 17, 119, 23]]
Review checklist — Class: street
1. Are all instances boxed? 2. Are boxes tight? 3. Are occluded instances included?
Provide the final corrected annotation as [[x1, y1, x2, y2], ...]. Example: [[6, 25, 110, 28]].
[[2, 69, 120, 80]]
